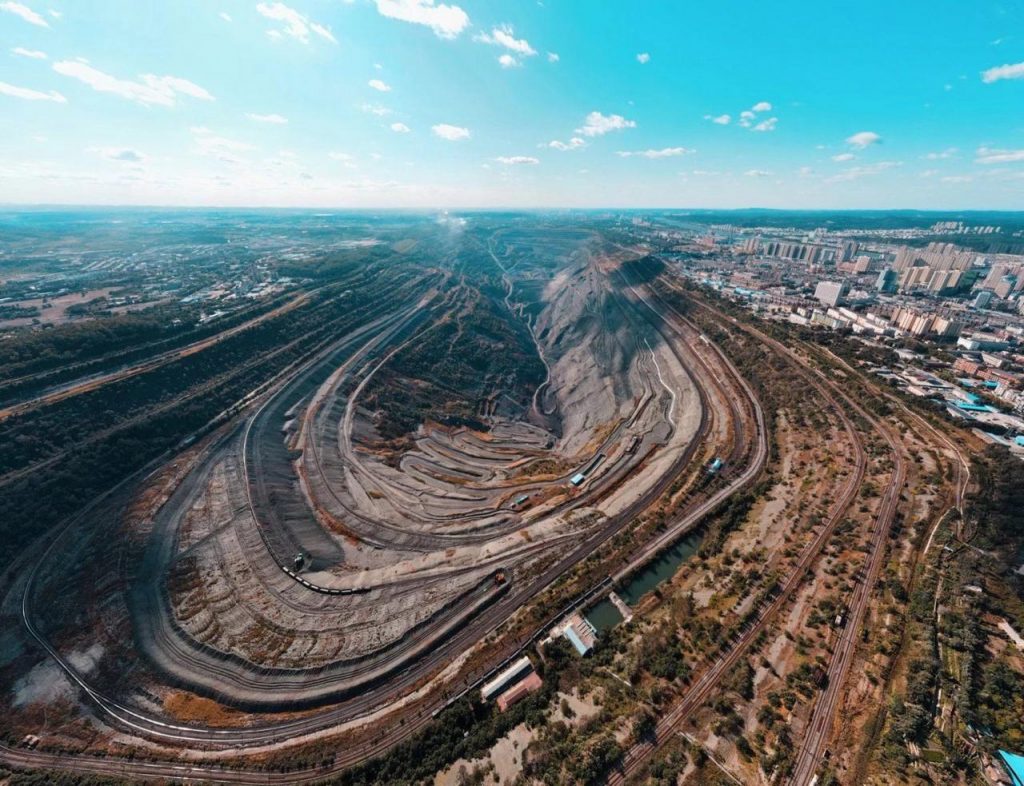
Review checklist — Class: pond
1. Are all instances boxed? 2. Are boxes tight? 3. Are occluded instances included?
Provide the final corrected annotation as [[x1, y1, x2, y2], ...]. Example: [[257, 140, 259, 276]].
[[586, 530, 703, 632]]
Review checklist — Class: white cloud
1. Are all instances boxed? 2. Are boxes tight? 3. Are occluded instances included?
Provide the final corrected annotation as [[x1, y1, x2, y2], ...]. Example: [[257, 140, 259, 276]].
[[705, 113, 730, 125], [91, 146, 147, 163], [981, 61, 1024, 83], [52, 61, 214, 106], [247, 112, 288, 124], [375, 0, 469, 39], [368, 78, 391, 92], [1, 2, 49, 27], [922, 147, 957, 160], [547, 137, 585, 151], [975, 146, 1024, 164], [941, 175, 973, 183], [329, 151, 355, 167], [495, 155, 538, 165], [738, 110, 756, 128], [390, 122, 410, 133], [498, 53, 519, 68], [219, 11, 232, 21], [636, 52, 650, 64], [575, 111, 636, 137], [826, 160, 901, 182], [360, 102, 392, 116], [617, 147, 694, 159], [432, 123, 470, 141], [831, 152, 855, 162], [191, 126, 256, 163], [547, 52, 559, 63], [744, 169, 772, 177], [11, 46, 47, 59], [476, 25, 536, 56], [753, 117, 777, 132], [0, 79, 65, 102], [257, 2, 336, 44], [920, 169, 939, 178], [797, 166, 814, 177], [751, 101, 772, 112], [846, 130, 881, 149]]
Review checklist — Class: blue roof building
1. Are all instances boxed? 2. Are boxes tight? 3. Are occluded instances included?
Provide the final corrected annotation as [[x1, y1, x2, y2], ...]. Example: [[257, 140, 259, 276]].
[[998, 750, 1024, 786], [570, 472, 586, 486], [564, 626, 591, 656]]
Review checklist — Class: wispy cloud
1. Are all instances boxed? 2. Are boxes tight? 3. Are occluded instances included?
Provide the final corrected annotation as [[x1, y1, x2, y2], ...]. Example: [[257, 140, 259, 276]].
[[617, 147, 693, 159], [52, 61, 214, 106], [744, 169, 772, 177], [11, 46, 47, 59], [751, 101, 772, 112], [704, 113, 730, 125], [1, 1, 49, 27], [636, 52, 650, 64], [752, 117, 777, 132], [0, 79, 66, 102], [476, 25, 535, 55], [547, 137, 585, 151], [191, 126, 255, 163], [432, 123, 470, 140], [975, 146, 1024, 164], [922, 147, 957, 160], [845, 130, 881, 149], [91, 146, 147, 163], [257, 2, 336, 44], [247, 112, 288, 124], [360, 102, 392, 116], [368, 78, 391, 92], [547, 52, 559, 63], [826, 160, 901, 182], [375, 0, 469, 39], [390, 122, 410, 133], [831, 152, 855, 162], [981, 61, 1024, 83], [575, 111, 636, 137], [495, 155, 538, 165], [329, 151, 356, 167]]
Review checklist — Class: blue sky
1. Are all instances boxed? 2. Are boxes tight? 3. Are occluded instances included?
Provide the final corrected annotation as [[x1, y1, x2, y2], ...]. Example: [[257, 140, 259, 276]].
[[1, 0, 1023, 208]]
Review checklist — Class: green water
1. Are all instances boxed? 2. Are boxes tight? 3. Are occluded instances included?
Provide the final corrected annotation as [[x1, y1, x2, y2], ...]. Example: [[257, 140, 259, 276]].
[[586, 531, 703, 632]]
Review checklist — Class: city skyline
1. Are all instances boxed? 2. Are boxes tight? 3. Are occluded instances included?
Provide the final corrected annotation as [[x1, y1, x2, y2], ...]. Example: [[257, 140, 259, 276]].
[[2, 0, 1023, 209]]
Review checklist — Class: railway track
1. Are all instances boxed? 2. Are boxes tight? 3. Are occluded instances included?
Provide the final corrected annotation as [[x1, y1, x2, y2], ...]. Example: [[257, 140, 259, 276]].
[[608, 289, 871, 784], [3, 258, 769, 783]]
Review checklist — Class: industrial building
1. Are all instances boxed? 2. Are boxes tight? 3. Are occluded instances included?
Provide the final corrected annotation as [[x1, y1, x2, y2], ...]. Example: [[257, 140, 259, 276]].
[[495, 671, 542, 712], [549, 611, 597, 656], [481, 656, 534, 702]]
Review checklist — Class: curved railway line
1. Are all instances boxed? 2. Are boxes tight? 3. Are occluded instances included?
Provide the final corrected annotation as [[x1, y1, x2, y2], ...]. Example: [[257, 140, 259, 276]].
[[608, 284, 873, 784], [3, 256, 772, 784]]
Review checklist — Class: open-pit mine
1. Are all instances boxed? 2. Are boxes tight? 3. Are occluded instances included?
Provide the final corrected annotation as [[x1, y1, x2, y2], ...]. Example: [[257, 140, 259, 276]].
[[1, 216, 768, 782]]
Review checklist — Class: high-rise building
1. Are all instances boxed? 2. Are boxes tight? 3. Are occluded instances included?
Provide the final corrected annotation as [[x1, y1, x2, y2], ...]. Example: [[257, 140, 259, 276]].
[[972, 290, 993, 310], [875, 269, 897, 293], [995, 275, 1018, 300], [840, 240, 859, 263], [814, 280, 849, 307]]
